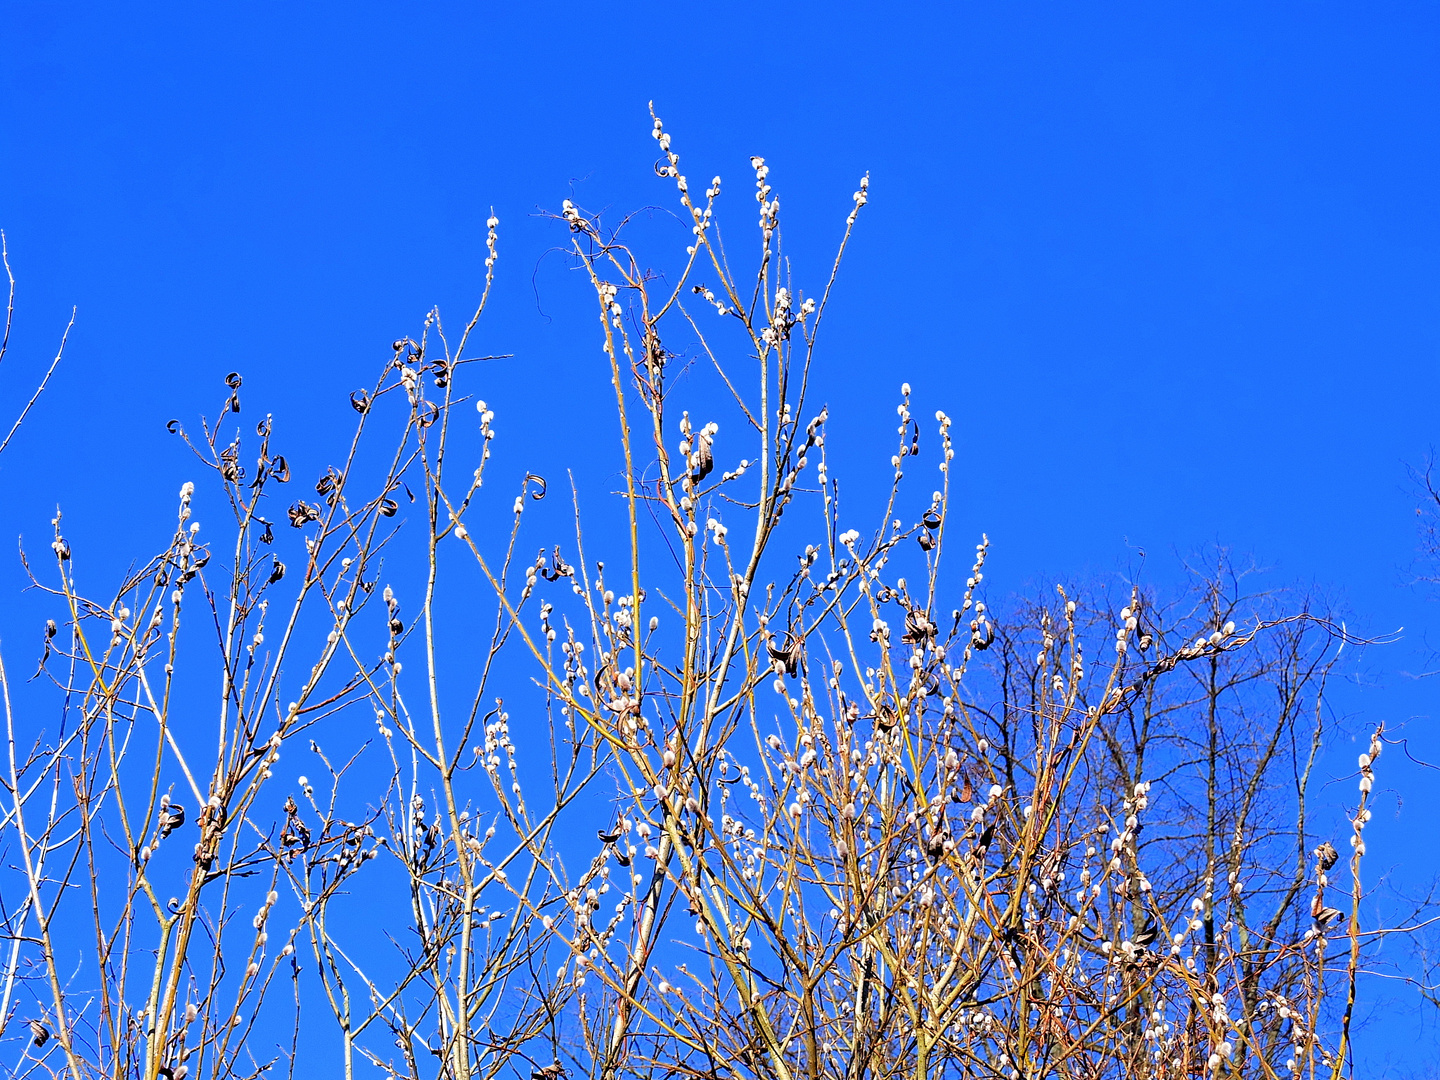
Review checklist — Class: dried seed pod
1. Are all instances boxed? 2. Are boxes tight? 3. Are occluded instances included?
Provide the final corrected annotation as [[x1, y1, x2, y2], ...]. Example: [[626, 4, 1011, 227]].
[[350, 389, 371, 414]]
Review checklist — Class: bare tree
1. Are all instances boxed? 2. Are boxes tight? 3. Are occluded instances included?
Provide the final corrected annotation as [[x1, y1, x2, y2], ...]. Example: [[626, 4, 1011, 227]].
[[0, 110, 1402, 1080]]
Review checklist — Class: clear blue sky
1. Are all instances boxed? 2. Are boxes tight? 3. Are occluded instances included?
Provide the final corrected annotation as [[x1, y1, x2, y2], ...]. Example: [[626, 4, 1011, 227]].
[[3, 1, 1439, 1068]]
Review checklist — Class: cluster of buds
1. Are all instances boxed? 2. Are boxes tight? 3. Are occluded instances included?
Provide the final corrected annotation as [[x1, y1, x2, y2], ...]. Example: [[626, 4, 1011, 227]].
[[484, 211, 499, 270], [560, 198, 588, 233], [847, 173, 870, 227]]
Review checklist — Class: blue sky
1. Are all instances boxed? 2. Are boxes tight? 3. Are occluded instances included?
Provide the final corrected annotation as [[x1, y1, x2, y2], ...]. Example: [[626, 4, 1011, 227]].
[[3, 1, 1440, 1069]]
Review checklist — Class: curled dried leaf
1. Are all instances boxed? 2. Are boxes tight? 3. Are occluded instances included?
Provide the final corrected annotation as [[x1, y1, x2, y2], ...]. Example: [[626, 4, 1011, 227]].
[[972, 620, 994, 650], [287, 502, 321, 528], [901, 607, 934, 644], [766, 634, 802, 677], [539, 546, 573, 581], [159, 803, 186, 838], [689, 433, 714, 485]]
